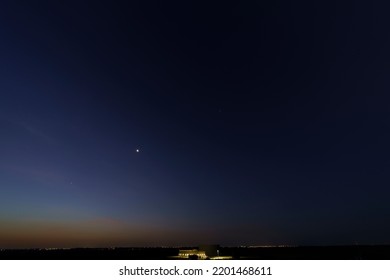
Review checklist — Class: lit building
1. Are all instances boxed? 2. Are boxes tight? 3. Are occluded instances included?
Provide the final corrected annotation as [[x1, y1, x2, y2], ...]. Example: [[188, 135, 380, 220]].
[[178, 249, 207, 259]]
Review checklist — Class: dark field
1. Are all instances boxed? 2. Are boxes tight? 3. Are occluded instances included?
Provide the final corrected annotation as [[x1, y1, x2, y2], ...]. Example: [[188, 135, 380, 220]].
[[1, 245, 389, 260]]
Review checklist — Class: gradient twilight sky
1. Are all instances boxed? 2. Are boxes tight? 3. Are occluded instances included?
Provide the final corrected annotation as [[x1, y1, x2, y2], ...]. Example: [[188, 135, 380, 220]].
[[1, 0, 390, 248]]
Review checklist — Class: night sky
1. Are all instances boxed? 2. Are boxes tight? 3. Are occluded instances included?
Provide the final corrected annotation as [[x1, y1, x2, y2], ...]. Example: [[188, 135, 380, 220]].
[[1, 1, 390, 248]]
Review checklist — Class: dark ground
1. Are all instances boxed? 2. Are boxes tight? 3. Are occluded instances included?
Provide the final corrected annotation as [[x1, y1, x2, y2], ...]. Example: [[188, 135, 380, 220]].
[[0, 246, 389, 260]]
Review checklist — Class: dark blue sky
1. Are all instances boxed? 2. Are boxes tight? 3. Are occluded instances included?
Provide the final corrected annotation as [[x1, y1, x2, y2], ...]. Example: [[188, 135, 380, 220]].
[[1, 0, 390, 248]]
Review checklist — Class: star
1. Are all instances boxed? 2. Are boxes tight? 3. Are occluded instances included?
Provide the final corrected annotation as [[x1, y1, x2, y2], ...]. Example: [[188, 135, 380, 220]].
[[136, 149, 140, 153]]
